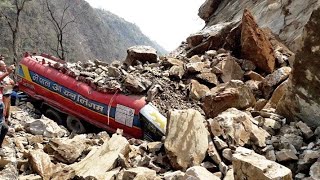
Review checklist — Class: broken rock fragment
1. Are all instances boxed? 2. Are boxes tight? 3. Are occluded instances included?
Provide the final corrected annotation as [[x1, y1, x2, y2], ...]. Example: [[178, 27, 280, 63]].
[[233, 147, 292, 180]]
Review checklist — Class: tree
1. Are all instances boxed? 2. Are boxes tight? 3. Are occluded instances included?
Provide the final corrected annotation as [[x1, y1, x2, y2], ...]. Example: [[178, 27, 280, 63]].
[[43, 0, 76, 61], [0, 0, 31, 65]]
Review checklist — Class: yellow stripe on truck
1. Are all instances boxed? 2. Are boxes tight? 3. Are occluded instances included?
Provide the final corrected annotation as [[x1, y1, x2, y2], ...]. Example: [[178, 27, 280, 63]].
[[21, 64, 32, 82]]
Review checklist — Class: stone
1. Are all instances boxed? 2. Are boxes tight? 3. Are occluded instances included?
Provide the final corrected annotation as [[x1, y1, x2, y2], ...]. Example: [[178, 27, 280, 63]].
[[147, 142, 162, 153], [250, 125, 270, 147], [208, 140, 222, 165], [201, 161, 217, 172], [295, 173, 306, 180], [19, 174, 42, 180], [275, 150, 298, 162], [279, 134, 304, 151], [296, 121, 314, 140], [219, 57, 244, 83], [254, 99, 268, 111], [122, 167, 156, 180], [124, 46, 158, 66], [244, 71, 264, 81], [184, 166, 220, 180], [261, 67, 291, 99], [213, 136, 228, 150], [262, 118, 281, 130], [209, 108, 269, 147], [186, 62, 206, 73], [265, 150, 277, 162], [213, 172, 222, 179], [164, 109, 209, 170], [163, 171, 185, 180], [298, 150, 320, 172], [169, 65, 185, 79], [189, 55, 202, 63], [245, 80, 262, 98], [25, 117, 68, 138], [186, 22, 237, 57], [310, 162, 320, 180], [315, 127, 320, 137], [29, 149, 59, 180], [224, 169, 234, 180], [196, 70, 219, 86], [233, 147, 292, 180], [277, 6, 320, 128], [46, 135, 89, 164], [241, 9, 275, 73], [162, 57, 184, 67], [52, 134, 130, 179], [202, 80, 256, 118], [219, 162, 229, 175], [222, 148, 233, 161], [264, 80, 288, 109], [107, 66, 121, 77], [241, 60, 256, 71], [205, 50, 218, 57], [189, 79, 210, 101], [104, 167, 121, 180], [124, 74, 146, 93]]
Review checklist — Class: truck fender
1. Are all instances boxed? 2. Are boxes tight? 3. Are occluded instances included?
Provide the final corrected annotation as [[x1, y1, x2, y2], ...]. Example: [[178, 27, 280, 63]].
[[44, 108, 64, 125]]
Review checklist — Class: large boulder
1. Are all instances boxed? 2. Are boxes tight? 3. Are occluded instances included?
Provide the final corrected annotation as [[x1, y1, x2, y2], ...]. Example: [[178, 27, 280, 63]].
[[209, 108, 270, 147], [277, 7, 320, 128], [29, 149, 60, 180], [202, 80, 256, 118], [51, 134, 130, 179], [46, 135, 90, 164], [241, 9, 275, 73], [164, 109, 209, 170], [124, 46, 158, 66]]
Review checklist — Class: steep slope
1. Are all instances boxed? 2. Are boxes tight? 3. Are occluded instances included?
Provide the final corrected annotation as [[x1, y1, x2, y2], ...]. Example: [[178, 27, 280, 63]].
[[0, 0, 166, 63]]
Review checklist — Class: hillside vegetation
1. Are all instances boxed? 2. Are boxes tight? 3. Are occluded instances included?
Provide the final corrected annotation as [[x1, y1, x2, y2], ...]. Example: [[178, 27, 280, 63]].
[[0, 0, 166, 63]]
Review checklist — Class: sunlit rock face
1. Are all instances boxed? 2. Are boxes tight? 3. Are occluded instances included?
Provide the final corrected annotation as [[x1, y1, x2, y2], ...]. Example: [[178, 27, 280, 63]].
[[277, 7, 320, 128], [200, 0, 320, 52]]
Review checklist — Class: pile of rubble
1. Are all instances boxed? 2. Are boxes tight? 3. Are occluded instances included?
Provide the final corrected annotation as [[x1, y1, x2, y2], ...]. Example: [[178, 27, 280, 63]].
[[0, 3, 319, 180], [2, 101, 319, 180]]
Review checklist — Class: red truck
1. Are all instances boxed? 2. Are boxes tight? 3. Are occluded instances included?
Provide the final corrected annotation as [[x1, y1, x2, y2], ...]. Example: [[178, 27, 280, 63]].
[[17, 53, 166, 141]]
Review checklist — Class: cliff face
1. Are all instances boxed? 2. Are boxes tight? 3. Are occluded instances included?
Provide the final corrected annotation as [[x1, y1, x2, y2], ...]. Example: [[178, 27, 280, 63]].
[[199, 0, 320, 52], [277, 7, 320, 128]]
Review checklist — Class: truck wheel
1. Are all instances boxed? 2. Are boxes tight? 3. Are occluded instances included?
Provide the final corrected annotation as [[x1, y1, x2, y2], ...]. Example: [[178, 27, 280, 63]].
[[44, 108, 63, 125], [66, 116, 86, 134]]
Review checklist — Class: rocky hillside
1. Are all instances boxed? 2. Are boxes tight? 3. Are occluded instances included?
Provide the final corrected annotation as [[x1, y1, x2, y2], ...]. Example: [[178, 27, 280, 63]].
[[0, 0, 166, 63], [0, 1, 320, 180]]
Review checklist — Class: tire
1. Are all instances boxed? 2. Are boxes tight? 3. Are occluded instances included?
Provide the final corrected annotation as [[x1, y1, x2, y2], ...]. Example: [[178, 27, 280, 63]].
[[66, 116, 86, 134], [44, 108, 64, 125]]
